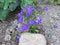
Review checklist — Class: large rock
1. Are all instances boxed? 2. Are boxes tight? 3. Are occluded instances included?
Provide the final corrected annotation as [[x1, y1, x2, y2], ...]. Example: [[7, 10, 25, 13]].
[[19, 33, 46, 45]]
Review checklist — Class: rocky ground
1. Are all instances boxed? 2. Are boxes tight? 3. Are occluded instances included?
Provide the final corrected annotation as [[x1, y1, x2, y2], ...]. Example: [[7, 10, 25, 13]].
[[0, 2, 60, 45], [38, 5, 60, 45], [42, 5, 60, 45], [0, 13, 18, 45]]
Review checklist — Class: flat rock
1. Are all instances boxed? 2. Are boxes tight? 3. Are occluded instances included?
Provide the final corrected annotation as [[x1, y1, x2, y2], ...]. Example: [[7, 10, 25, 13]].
[[19, 33, 46, 45]]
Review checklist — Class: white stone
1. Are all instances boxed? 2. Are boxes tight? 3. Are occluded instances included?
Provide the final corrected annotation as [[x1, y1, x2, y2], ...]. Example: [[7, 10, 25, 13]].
[[2, 44, 5, 45], [19, 33, 46, 45], [4, 34, 11, 41]]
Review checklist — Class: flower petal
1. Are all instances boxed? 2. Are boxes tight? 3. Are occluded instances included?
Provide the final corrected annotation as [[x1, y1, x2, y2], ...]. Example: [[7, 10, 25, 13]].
[[22, 24, 29, 31], [18, 27, 23, 32], [28, 20, 35, 26]]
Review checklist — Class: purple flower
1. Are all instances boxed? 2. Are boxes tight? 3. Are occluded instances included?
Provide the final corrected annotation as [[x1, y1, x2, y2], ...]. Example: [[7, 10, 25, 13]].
[[26, 5, 35, 17], [18, 16, 23, 23], [26, 12, 30, 17], [18, 12, 23, 18], [18, 27, 23, 32], [54, 25, 58, 28], [22, 24, 29, 31], [43, 7, 48, 11], [36, 17, 42, 24], [28, 20, 35, 26], [26, 5, 34, 12], [16, 35, 21, 42], [22, 7, 26, 12], [16, 35, 21, 39], [18, 24, 29, 32]]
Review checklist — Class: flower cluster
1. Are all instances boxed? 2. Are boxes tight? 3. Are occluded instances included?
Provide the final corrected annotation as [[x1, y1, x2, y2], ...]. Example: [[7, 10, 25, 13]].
[[17, 5, 42, 32], [18, 12, 23, 23]]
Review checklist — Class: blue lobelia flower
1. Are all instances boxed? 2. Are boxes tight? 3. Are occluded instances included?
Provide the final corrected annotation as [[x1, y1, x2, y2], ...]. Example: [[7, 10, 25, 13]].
[[26, 5, 34, 12], [36, 17, 42, 25], [18, 11, 23, 18], [43, 7, 48, 11], [54, 25, 58, 28], [22, 24, 29, 31], [16, 35, 21, 43], [22, 7, 26, 12], [26, 12, 30, 17], [16, 35, 21, 39], [18, 27, 23, 32], [18, 15, 23, 23], [26, 5, 35, 17], [28, 20, 35, 26]]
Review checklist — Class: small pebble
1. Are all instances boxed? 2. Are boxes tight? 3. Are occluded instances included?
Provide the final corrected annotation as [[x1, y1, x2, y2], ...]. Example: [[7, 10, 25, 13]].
[[4, 34, 11, 41]]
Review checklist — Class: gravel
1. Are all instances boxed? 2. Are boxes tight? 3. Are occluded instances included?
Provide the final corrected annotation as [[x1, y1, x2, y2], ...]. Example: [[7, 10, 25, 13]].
[[0, 14, 18, 45], [40, 5, 60, 45]]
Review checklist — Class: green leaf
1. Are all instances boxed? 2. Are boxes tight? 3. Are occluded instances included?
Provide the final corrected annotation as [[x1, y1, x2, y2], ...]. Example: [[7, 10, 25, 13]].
[[9, 3, 17, 11], [0, 0, 19, 20], [50, 0, 54, 5], [0, 0, 4, 8], [29, 25, 37, 33], [4, 0, 9, 10], [57, 0, 60, 4], [0, 9, 9, 20], [21, 0, 35, 8]]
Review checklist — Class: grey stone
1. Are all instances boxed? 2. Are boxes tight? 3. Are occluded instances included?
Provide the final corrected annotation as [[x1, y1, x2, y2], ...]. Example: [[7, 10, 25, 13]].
[[4, 34, 11, 41], [6, 42, 11, 45]]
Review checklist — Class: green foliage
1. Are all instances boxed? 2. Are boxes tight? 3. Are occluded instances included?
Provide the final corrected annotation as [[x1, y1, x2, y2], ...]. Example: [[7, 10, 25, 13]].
[[20, 0, 35, 8], [0, 0, 19, 20], [18, 0, 40, 33], [29, 25, 38, 33], [45, 0, 60, 5], [0, 9, 9, 20], [57, 0, 60, 4], [49, 0, 54, 5], [0, 0, 4, 8]]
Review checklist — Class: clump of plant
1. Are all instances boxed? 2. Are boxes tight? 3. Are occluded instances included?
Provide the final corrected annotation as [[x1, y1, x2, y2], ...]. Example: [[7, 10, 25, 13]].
[[17, 4, 44, 42], [16, 0, 49, 42], [17, 0, 49, 34], [20, 0, 35, 8], [0, 0, 20, 20], [17, 0, 43, 33]]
